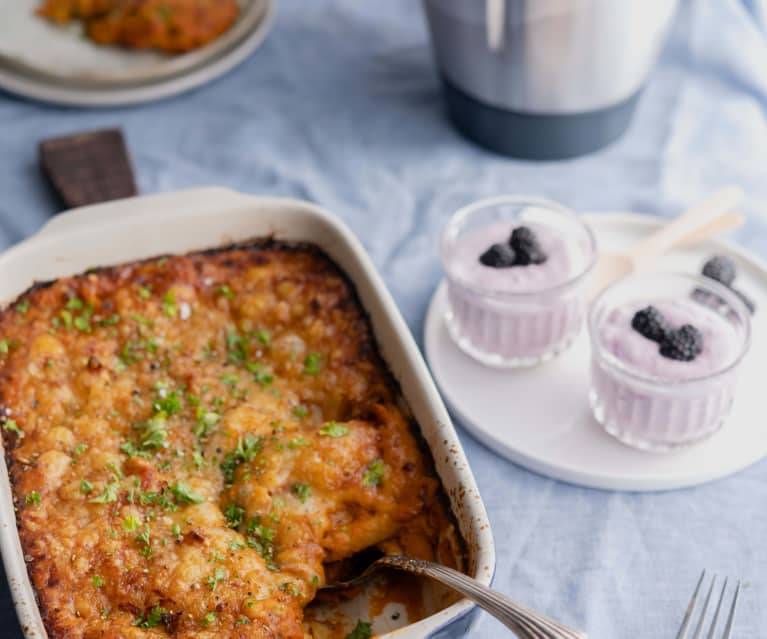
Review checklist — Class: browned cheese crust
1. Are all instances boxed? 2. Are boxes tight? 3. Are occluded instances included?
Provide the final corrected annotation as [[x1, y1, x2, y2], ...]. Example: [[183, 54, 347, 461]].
[[0, 242, 462, 639]]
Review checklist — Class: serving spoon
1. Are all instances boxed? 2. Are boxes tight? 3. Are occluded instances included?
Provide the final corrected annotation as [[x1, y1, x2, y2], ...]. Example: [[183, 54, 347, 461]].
[[587, 186, 745, 300], [323, 555, 587, 638]]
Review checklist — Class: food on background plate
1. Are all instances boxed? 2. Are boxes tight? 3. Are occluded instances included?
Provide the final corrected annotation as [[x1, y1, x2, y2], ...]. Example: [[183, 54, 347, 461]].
[[441, 196, 596, 368], [0, 241, 463, 638], [36, 0, 240, 53], [589, 271, 751, 452]]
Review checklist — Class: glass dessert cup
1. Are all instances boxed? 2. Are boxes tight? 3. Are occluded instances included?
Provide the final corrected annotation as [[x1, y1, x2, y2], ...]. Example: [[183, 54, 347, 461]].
[[440, 195, 597, 368], [588, 272, 752, 452]]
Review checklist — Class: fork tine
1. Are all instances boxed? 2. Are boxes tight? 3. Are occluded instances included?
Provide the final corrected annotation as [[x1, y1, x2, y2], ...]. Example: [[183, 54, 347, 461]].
[[721, 581, 741, 639], [692, 575, 717, 638], [677, 571, 707, 639], [706, 578, 728, 639]]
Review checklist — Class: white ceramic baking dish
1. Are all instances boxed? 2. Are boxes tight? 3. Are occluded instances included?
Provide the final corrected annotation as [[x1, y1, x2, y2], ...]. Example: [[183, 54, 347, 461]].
[[0, 188, 495, 638]]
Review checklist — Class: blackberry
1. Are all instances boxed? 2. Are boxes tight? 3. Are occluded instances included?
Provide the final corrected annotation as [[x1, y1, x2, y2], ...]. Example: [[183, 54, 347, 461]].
[[702, 255, 737, 286], [731, 287, 756, 314], [509, 226, 547, 265], [479, 243, 516, 268], [659, 324, 704, 362], [631, 306, 671, 343]]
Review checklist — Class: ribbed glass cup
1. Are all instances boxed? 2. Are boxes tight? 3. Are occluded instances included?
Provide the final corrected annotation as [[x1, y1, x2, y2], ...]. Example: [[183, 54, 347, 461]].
[[588, 272, 752, 452], [440, 195, 596, 368]]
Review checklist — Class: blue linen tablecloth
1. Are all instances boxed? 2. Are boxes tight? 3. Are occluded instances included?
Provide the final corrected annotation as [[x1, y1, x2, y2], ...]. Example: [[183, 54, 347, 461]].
[[1, 0, 766, 636]]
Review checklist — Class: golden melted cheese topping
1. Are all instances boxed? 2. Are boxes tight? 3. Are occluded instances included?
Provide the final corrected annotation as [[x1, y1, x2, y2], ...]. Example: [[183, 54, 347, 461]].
[[0, 243, 461, 639]]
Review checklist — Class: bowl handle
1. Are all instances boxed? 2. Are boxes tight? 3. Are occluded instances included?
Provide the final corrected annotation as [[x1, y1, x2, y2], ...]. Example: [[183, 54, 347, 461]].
[[35, 187, 260, 240]]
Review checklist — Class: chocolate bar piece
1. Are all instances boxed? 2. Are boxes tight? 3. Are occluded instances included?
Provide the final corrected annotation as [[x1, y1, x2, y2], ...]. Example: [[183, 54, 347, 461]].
[[39, 128, 137, 209]]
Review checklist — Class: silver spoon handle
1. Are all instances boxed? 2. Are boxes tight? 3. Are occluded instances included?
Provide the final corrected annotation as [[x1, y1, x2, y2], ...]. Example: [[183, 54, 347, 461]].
[[379, 556, 587, 639]]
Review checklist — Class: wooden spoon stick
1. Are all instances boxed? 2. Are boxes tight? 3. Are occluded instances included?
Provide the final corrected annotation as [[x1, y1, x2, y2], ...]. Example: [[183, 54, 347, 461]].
[[625, 186, 744, 265], [677, 210, 745, 247]]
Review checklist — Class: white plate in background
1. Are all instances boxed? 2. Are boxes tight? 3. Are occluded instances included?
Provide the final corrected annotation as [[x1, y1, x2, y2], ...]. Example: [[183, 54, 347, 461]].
[[425, 213, 767, 492], [0, 0, 267, 86], [0, 0, 274, 106]]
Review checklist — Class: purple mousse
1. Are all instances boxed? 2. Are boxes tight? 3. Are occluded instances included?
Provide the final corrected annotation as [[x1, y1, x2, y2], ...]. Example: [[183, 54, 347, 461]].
[[589, 274, 751, 452], [601, 300, 738, 381], [441, 197, 596, 368]]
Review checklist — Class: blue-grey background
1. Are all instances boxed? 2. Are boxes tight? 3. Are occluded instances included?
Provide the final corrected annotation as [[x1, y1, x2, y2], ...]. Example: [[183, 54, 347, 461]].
[[1, 0, 766, 636]]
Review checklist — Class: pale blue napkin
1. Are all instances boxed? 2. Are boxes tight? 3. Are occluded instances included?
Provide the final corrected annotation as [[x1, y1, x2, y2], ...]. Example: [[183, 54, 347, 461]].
[[0, 0, 766, 637]]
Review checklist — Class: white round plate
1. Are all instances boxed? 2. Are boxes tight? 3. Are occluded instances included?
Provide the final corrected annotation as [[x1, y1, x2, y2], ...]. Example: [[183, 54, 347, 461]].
[[0, 0, 274, 107], [0, 0, 267, 86], [424, 213, 767, 492]]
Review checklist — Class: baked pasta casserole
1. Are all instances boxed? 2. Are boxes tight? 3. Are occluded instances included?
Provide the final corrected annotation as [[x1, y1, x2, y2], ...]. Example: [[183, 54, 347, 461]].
[[0, 241, 463, 639]]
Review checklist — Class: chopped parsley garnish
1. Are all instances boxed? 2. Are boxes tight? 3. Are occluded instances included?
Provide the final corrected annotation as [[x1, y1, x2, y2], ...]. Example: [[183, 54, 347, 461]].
[[66, 297, 84, 310], [248, 362, 274, 386], [90, 481, 120, 504], [200, 612, 216, 627], [135, 606, 167, 629], [226, 332, 249, 366], [237, 433, 263, 460], [293, 405, 308, 418], [280, 582, 301, 597], [137, 286, 152, 300], [192, 450, 208, 469], [98, 314, 120, 327], [72, 443, 88, 456], [193, 408, 220, 438], [60, 310, 74, 330], [0, 339, 10, 354], [79, 478, 93, 494], [319, 422, 349, 438], [246, 517, 277, 569], [303, 352, 321, 375], [171, 523, 182, 538], [235, 617, 250, 626], [170, 480, 204, 505], [119, 442, 152, 459], [288, 436, 309, 449], [362, 459, 385, 487], [137, 414, 168, 450], [153, 390, 181, 415], [15, 300, 29, 314], [129, 313, 153, 327], [220, 372, 239, 388], [162, 290, 177, 318], [346, 620, 373, 639], [92, 575, 104, 588], [256, 330, 270, 346], [119, 338, 156, 366], [220, 434, 264, 484], [224, 503, 245, 529], [219, 285, 234, 299], [135, 524, 152, 558], [74, 316, 91, 332], [106, 461, 124, 480], [123, 514, 142, 531], [2, 419, 21, 435], [292, 482, 311, 503], [25, 491, 41, 505], [206, 566, 226, 591]]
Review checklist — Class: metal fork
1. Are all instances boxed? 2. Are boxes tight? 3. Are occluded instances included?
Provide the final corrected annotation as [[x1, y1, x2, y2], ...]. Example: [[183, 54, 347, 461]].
[[676, 571, 741, 639]]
